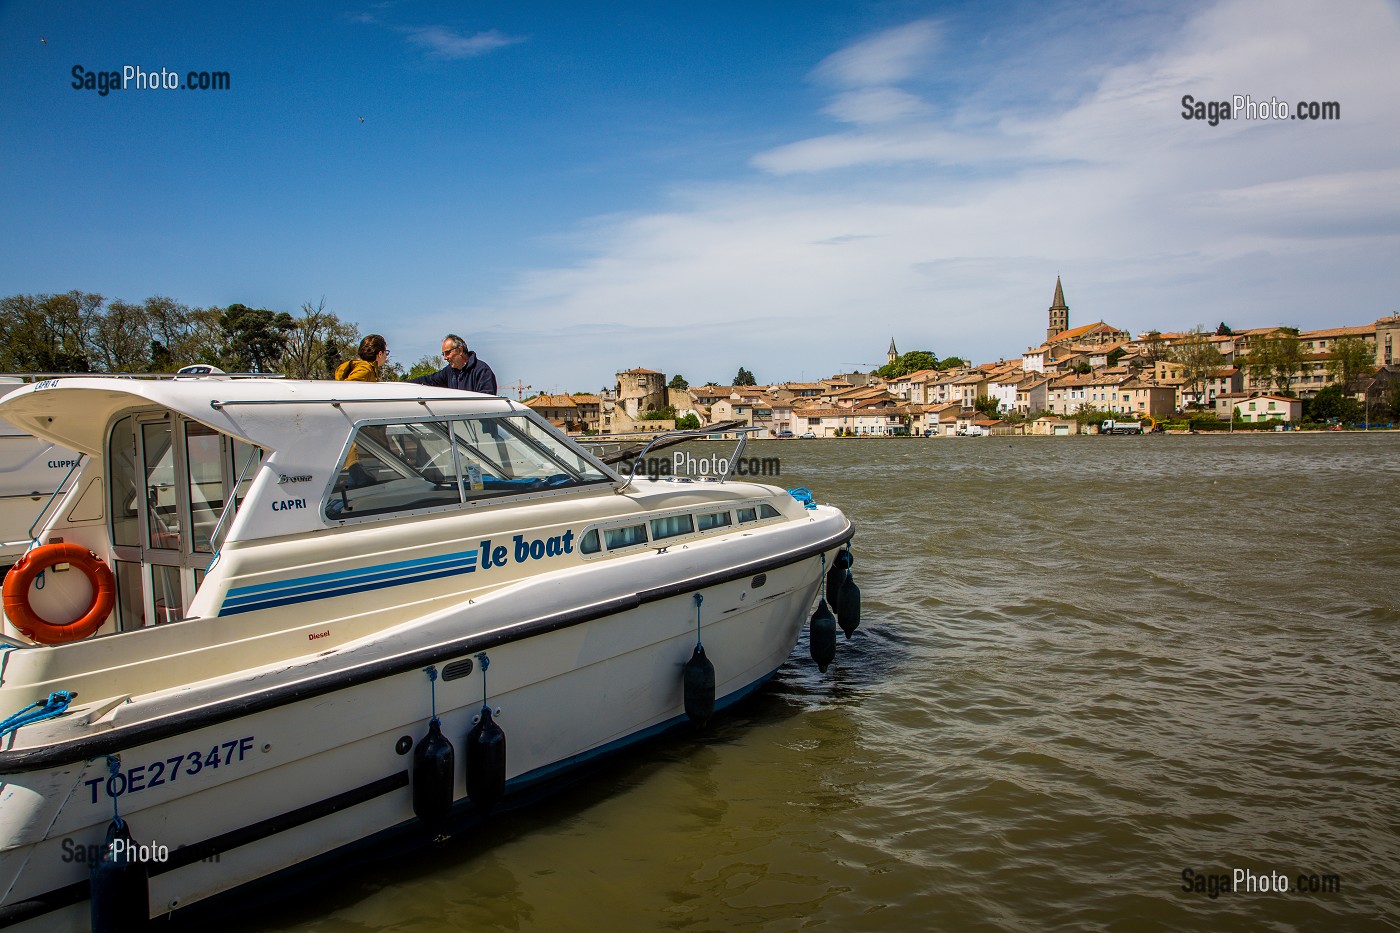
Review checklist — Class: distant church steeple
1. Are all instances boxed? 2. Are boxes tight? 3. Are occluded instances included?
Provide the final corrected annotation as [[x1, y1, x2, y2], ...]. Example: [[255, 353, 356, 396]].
[[887, 337, 898, 365], [1047, 276, 1069, 342]]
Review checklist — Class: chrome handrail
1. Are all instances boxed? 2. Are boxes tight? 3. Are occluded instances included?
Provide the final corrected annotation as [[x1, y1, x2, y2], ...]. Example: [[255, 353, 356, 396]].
[[615, 426, 764, 492]]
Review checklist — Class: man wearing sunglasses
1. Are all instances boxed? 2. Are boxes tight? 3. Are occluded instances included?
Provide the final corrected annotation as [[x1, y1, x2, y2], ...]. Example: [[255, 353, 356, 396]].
[[410, 333, 498, 395]]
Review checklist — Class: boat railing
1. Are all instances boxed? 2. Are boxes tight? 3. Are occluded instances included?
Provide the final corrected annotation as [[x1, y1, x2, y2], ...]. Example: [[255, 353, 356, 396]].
[[0, 370, 285, 381], [206, 396, 516, 411], [10, 457, 87, 557], [589, 425, 765, 492]]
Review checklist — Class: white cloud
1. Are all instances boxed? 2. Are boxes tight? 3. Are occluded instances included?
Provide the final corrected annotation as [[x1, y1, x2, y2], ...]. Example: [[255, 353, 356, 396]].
[[811, 19, 941, 88], [399, 26, 525, 60], [823, 87, 931, 125]]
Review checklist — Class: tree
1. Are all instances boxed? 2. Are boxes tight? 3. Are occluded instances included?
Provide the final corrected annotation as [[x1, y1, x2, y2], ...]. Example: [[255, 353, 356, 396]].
[[1246, 333, 1305, 394], [0, 291, 99, 371], [1171, 326, 1225, 406], [405, 355, 441, 380], [89, 299, 151, 372], [876, 350, 939, 379], [675, 413, 701, 430], [221, 304, 294, 372], [640, 405, 678, 421], [668, 374, 689, 389], [281, 298, 359, 379], [938, 356, 966, 370], [1305, 385, 1362, 424], [1216, 322, 1234, 336], [973, 394, 1001, 417], [1140, 330, 1169, 364], [734, 367, 756, 386], [1326, 336, 1374, 395]]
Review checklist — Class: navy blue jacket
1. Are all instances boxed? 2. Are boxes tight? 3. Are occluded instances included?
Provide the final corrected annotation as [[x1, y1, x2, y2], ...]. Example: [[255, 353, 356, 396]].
[[410, 351, 498, 395]]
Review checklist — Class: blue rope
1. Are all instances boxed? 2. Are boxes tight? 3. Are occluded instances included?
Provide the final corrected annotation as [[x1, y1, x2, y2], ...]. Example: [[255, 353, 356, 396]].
[[0, 690, 76, 740], [788, 487, 816, 509]]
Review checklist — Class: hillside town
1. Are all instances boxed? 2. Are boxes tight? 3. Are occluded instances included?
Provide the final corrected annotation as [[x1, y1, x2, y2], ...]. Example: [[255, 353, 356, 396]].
[[523, 279, 1400, 437]]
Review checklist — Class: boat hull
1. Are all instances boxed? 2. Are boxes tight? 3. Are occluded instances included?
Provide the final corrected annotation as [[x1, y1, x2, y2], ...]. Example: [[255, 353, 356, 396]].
[[0, 532, 847, 931]]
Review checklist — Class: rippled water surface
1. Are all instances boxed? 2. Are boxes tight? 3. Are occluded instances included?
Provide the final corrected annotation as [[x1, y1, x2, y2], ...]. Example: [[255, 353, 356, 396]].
[[253, 433, 1399, 932]]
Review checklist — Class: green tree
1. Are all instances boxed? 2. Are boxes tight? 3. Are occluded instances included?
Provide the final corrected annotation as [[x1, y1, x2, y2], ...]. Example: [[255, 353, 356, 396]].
[[675, 413, 701, 430], [876, 350, 939, 379], [1171, 325, 1225, 406], [404, 355, 441, 380], [1247, 333, 1305, 395], [973, 394, 1001, 417], [734, 367, 756, 386], [668, 374, 689, 389], [1216, 322, 1234, 336], [221, 304, 294, 372], [1306, 385, 1363, 423], [0, 291, 100, 371], [937, 356, 966, 370], [1325, 336, 1374, 395]]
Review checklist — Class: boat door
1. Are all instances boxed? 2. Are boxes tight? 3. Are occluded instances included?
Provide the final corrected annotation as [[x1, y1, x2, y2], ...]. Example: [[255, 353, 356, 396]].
[[107, 411, 260, 631]]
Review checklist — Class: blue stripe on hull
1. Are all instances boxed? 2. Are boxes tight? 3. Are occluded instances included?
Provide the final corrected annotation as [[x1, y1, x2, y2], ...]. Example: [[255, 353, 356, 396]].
[[217, 550, 478, 616]]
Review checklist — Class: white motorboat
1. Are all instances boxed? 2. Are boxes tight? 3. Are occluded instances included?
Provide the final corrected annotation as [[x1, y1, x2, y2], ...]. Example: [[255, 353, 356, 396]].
[[0, 375, 856, 930], [0, 379, 83, 573]]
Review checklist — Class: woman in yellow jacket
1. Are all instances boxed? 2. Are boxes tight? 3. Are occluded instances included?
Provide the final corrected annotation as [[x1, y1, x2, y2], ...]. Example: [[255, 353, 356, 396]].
[[333, 334, 388, 484], [334, 334, 388, 381]]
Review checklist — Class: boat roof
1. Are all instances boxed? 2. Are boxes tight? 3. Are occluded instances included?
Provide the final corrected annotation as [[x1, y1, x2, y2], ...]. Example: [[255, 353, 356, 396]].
[[0, 376, 518, 455]]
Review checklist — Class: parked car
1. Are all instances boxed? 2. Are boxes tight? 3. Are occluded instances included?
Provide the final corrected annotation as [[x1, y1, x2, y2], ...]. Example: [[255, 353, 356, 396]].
[[774, 430, 794, 438], [800, 431, 817, 439]]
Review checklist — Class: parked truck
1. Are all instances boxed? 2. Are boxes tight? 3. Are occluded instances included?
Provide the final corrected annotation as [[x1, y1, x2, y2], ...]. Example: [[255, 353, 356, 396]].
[[1100, 419, 1144, 435]]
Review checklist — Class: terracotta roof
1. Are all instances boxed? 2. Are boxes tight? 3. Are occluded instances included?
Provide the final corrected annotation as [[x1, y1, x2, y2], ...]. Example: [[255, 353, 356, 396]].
[[1049, 321, 1127, 344], [525, 394, 580, 409]]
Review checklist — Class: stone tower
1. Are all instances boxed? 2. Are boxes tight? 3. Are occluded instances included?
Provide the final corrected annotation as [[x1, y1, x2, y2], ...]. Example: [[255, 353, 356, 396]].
[[1047, 276, 1069, 342], [887, 337, 898, 365]]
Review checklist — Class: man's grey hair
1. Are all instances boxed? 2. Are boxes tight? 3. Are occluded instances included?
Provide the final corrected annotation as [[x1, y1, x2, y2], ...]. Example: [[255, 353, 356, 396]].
[[444, 334, 466, 352]]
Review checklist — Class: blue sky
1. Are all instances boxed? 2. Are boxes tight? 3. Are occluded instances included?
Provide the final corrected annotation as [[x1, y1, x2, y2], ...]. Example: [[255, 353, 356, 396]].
[[2, 1, 1397, 393]]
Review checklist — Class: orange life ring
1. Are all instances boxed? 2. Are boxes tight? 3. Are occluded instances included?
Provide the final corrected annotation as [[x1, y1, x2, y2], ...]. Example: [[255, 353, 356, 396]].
[[2, 543, 116, 645]]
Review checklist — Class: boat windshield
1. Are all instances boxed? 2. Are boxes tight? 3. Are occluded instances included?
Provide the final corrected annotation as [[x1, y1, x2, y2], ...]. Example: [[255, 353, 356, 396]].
[[326, 414, 610, 520]]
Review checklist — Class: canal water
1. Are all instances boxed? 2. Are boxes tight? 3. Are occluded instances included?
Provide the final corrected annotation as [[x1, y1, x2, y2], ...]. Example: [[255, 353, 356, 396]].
[[251, 433, 1399, 932]]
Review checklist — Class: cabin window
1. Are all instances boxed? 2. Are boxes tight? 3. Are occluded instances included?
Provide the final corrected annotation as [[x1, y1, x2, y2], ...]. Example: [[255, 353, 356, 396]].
[[109, 415, 141, 548], [186, 422, 224, 553], [143, 420, 181, 551], [604, 524, 648, 549], [697, 511, 732, 532], [651, 514, 694, 540], [759, 504, 781, 519], [107, 410, 264, 633], [326, 414, 611, 521], [737, 507, 758, 524], [580, 529, 601, 554]]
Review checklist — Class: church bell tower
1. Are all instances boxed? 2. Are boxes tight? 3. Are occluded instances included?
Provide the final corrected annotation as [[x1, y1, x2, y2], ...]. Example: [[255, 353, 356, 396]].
[[1047, 277, 1069, 342]]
